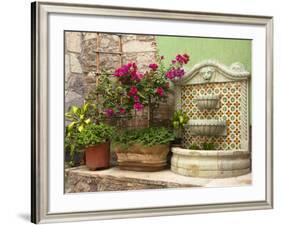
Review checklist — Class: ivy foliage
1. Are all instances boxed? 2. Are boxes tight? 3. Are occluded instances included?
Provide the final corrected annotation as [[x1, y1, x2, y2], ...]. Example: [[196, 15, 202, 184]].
[[112, 127, 175, 150]]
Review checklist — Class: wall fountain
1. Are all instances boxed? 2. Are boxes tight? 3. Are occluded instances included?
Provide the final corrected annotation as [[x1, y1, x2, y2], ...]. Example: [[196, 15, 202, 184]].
[[171, 61, 251, 178]]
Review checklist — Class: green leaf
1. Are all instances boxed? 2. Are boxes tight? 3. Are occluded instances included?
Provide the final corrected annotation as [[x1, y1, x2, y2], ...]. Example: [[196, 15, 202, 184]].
[[82, 103, 89, 112], [78, 125, 84, 132], [179, 116, 184, 124], [67, 121, 76, 130], [85, 118, 91, 124], [138, 91, 145, 99], [71, 106, 79, 114], [173, 121, 179, 129]]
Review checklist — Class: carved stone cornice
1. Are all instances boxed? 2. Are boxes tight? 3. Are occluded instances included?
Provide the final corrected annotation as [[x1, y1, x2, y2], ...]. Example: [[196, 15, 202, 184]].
[[175, 60, 250, 86]]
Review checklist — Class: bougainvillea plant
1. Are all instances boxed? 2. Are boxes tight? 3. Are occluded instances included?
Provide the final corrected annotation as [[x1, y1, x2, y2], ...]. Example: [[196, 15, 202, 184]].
[[91, 53, 190, 123]]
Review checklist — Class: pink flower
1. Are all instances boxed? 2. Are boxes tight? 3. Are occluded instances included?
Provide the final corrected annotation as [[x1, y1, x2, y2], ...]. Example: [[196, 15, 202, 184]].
[[128, 86, 138, 96], [175, 54, 190, 65], [131, 71, 143, 82], [156, 87, 164, 96], [166, 68, 185, 80], [113, 64, 129, 77], [133, 95, 140, 102], [149, 63, 158, 71], [113, 62, 139, 79], [119, 107, 126, 114], [183, 54, 190, 63], [166, 69, 175, 79], [104, 108, 114, 117], [131, 62, 137, 70], [133, 102, 144, 111]]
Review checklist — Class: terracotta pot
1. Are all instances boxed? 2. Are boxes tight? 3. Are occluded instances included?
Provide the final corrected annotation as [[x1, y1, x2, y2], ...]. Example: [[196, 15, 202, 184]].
[[85, 142, 110, 170], [114, 143, 170, 172]]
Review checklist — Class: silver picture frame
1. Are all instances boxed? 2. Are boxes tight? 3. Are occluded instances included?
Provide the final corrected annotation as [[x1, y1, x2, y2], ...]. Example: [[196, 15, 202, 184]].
[[31, 1, 273, 223]]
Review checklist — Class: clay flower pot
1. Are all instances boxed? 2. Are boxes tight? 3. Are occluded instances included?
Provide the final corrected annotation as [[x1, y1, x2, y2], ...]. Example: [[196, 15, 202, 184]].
[[114, 143, 170, 172], [85, 142, 110, 170]]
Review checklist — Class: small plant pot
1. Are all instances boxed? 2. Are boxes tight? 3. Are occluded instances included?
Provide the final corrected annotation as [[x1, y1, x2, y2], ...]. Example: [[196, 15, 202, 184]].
[[85, 142, 110, 170]]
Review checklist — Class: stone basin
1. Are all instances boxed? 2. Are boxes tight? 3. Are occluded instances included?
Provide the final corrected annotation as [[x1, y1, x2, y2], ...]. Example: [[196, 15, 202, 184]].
[[195, 94, 220, 110], [171, 147, 250, 178], [187, 119, 226, 136]]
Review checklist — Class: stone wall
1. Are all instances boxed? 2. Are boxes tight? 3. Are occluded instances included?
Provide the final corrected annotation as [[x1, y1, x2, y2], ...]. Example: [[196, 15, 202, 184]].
[[65, 31, 173, 128]]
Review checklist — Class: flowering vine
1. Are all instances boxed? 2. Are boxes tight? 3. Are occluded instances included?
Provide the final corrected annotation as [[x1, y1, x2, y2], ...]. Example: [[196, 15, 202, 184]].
[[93, 53, 190, 119]]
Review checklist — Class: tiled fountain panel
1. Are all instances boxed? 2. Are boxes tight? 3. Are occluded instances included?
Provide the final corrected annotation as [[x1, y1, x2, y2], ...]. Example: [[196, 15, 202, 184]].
[[181, 81, 246, 150], [174, 61, 250, 152], [172, 61, 251, 178]]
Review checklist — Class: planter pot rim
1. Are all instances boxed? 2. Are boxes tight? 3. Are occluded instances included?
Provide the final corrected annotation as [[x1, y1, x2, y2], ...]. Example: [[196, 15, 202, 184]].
[[172, 147, 249, 156], [113, 143, 169, 150], [85, 141, 109, 149]]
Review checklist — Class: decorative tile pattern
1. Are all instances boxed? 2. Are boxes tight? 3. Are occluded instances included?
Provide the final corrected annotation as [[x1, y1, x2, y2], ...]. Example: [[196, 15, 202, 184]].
[[181, 81, 243, 150]]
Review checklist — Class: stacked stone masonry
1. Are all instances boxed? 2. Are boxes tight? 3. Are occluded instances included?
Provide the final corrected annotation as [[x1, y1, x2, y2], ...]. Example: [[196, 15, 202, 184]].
[[65, 31, 173, 128]]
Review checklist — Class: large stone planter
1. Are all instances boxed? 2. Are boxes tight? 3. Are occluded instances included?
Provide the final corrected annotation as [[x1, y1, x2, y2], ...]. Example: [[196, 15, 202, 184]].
[[114, 143, 170, 172], [187, 119, 226, 136], [171, 147, 250, 178]]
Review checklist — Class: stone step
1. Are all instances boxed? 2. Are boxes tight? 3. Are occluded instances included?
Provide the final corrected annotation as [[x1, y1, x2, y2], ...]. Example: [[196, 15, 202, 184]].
[[65, 166, 251, 193]]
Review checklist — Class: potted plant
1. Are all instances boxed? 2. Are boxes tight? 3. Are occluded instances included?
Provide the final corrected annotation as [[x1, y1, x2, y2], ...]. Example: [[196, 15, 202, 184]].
[[172, 110, 188, 147], [77, 123, 114, 170], [64, 103, 99, 167], [113, 127, 175, 171], [90, 53, 189, 171]]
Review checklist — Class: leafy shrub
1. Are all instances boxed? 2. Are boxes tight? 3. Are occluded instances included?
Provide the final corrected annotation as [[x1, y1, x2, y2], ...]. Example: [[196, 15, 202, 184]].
[[77, 123, 114, 149], [113, 127, 175, 150], [202, 142, 216, 150], [172, 110, 189, 143], [189, 144, 200, 150], [64, 103, 102, 166], [172, 110, 188, 130]]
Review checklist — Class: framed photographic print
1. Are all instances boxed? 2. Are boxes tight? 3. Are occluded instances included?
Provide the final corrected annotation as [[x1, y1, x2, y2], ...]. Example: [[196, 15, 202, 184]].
[[31, 1, 273, 224]]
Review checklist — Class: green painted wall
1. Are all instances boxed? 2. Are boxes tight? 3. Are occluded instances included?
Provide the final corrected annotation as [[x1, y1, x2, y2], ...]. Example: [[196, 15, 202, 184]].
[[156, 36, 252, 124], [156, 36, 251, 72]]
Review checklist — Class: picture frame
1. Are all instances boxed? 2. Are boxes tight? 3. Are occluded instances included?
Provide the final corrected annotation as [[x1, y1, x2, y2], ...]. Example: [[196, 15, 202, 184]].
[[31, 1, 273, 224]]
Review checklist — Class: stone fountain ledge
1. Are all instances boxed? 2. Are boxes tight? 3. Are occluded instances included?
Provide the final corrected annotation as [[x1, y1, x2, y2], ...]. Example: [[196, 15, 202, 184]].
[[65, 166, 251, 193]]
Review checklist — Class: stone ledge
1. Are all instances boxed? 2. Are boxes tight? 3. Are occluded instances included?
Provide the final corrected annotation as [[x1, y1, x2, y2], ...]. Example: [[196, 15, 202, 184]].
[[65, 166, 251, 193]]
